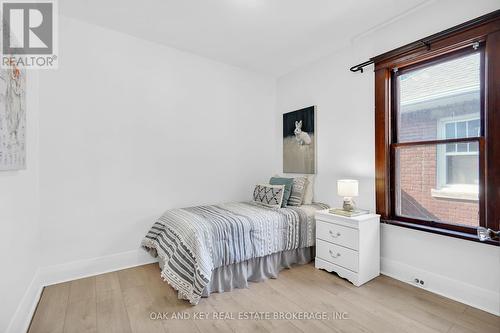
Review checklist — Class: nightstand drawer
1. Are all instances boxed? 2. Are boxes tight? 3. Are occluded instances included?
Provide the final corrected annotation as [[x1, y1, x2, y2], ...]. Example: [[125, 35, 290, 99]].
[[316, 239, 359, 272], [316, 220, 359, 250]]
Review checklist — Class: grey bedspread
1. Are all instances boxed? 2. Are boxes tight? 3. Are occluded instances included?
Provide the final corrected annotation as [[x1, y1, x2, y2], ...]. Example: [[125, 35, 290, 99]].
[[142, 201, 328, 304]]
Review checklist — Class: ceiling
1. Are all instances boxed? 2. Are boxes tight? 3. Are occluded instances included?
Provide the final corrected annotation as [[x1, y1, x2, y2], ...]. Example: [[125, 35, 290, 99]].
[[60, 0, 431, 76]]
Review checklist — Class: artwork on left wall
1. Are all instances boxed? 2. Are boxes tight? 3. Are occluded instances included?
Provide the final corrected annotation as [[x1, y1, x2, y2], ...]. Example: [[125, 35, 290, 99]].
[[0, 65, 26, 171], [283, 106, 316, 174]]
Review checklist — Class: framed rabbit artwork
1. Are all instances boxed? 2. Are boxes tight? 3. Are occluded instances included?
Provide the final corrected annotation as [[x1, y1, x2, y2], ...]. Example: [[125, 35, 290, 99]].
[[283, 106, 316, 174]]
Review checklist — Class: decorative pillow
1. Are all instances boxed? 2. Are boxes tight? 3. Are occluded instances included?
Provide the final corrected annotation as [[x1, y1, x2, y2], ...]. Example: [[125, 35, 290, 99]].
[[269, 177, 294, 207], [302, 175, 315, 204], [273, 173, 315, 205], [253, 184, 285, 208], [288, 176, 308, 206]]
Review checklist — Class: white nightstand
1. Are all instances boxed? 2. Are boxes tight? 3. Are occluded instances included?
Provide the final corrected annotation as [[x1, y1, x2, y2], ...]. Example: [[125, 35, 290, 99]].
[[314, 209, 380, 286]]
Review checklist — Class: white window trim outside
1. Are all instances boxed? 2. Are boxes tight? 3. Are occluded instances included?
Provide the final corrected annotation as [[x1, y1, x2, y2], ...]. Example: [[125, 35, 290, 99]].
[[434, 114, 479, 201]]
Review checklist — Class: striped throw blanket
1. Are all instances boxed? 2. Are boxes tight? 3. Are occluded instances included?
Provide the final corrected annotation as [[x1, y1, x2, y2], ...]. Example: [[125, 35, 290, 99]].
[[142, 202, 328, 304]]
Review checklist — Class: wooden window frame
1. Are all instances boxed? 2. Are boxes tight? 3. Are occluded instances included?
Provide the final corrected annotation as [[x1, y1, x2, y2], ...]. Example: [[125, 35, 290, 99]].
[[374, 11, 500, 245], [390, 46, 485, 235]]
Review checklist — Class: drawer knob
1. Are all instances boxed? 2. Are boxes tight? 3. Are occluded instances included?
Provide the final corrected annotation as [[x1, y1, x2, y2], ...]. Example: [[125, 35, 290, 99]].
[[329, 230, 341, 238], [329, 249, 341, 258]]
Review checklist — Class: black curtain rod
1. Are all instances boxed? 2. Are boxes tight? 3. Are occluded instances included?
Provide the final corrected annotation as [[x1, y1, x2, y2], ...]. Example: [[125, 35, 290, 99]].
[[349, 60, 374, 73], [349, 9, 500, 73]]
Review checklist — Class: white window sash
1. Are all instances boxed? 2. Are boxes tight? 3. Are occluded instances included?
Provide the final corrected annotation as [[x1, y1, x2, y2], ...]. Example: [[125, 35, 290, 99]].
[[437, 114, 480, 189]]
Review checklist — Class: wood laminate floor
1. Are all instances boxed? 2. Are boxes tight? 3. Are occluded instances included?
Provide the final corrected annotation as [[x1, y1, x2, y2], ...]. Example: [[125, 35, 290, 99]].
[[28, 263, 499, 333]]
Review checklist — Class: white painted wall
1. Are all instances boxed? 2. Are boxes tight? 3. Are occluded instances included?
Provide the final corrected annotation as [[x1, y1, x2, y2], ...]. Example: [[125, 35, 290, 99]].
[[276, 0, 500, 314], [0, 73, 40, 332], [37, 17, 276, 267]]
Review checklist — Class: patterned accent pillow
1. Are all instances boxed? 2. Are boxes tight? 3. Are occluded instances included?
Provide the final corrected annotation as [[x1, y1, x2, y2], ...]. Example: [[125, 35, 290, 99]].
[[288, 177, 308, 206], [253, 184, 285, 208]]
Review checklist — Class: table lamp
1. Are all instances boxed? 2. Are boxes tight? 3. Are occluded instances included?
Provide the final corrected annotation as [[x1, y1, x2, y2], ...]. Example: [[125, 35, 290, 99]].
[[337, 179, 358, 212]]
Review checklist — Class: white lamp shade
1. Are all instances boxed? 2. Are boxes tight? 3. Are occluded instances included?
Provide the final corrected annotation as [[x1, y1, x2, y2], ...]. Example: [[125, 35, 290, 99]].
[[337, 179, 359, 197]]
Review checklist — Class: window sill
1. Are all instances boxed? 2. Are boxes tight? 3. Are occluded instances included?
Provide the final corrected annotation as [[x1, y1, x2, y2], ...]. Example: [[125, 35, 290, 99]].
[[381, 218, 499, 246], [431, 188, 478, 201]]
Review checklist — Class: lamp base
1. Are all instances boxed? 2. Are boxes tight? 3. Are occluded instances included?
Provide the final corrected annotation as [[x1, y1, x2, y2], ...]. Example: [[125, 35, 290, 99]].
[[342, 197, 355, 212]]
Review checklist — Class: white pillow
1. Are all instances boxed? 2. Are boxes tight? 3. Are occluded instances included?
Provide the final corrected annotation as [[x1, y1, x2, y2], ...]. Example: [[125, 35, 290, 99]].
[[302, 175, 314, 204]]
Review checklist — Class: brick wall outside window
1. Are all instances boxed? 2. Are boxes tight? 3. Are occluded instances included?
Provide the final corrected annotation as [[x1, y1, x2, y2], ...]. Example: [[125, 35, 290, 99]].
[[398, 99, 479, 227]]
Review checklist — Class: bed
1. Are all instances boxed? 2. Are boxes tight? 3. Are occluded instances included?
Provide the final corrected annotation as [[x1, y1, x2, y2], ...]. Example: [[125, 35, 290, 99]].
[[142, 201, 328, 304]]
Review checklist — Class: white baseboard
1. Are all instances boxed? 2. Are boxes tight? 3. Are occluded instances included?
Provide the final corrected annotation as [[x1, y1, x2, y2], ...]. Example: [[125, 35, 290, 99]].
[[6, 270, 43, 333], [381, 257, 500, 316], [38, 249, 158, 287], [6, 249, 158, 333]]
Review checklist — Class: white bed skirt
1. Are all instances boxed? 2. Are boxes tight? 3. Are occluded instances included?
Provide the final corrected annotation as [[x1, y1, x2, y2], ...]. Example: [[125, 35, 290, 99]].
[[158, 247, 313, 298], [202, 247, 313, 296]]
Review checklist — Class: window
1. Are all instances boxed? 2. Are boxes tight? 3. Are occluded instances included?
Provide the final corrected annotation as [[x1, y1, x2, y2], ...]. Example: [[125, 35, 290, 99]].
[[393, 50, 483, 228], [434, 116, 480, 201], [374, 11, 500, 244]]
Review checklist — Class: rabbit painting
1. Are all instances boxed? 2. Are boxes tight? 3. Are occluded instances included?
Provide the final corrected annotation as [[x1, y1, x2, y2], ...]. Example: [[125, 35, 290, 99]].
[[283, 106, 315, 173], [294, 120, 312, 145]]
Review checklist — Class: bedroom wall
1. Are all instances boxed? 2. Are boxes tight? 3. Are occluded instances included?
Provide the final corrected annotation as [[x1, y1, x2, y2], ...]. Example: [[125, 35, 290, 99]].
[[275, 0, 500, 315], [37, 17, 276, 268], [0, 73, 40, 332]]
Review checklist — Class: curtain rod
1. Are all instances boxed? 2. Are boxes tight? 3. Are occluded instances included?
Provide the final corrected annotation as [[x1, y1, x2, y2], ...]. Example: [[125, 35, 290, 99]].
[[349, 9, 500, 73]]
